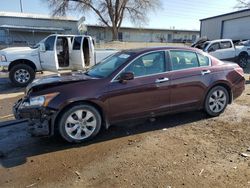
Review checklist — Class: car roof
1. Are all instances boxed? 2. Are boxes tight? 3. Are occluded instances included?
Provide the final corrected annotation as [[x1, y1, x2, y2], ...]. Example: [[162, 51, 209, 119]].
[[208, 39, 232, 43], [121, 46, 202, 55]]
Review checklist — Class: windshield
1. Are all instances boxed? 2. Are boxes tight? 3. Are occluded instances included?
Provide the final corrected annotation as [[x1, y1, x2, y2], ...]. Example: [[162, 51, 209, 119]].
[[30, 38, 46, 49], [86, 52, 133, 78], [202, 42, 210, 51]]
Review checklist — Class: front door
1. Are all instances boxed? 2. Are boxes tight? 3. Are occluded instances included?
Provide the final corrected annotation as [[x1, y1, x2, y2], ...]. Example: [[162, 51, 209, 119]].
[[39, 35, 59, 72], [207, 42, 222, 59], [106, 51, 171, 123], [169, 50, 212, 111]]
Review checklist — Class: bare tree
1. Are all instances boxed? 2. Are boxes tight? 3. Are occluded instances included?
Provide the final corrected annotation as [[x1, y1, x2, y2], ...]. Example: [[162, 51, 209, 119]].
[[234, 0, 250, 9], [45, 0, 160, 40]]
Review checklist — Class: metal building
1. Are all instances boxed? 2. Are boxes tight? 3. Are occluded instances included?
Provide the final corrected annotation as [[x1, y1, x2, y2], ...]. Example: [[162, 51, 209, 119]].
[[87, 25, 199, 43], [0, 11, 199, 48], [0, 12, 79, 46], [200, 9, 250, 41]]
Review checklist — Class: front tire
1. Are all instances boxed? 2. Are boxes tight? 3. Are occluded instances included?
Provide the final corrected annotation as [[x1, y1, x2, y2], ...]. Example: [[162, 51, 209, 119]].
[[204, 86, 229, 117], [58, 104, 102, 143], [9, 64, 35, 87]]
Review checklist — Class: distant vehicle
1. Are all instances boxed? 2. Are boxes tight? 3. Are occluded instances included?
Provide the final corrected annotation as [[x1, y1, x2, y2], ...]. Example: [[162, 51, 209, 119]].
[[192, 38, 250, 68], [238, 40, 250, 46], [13, 47, 245, 143], [0, 34, 118, 87]]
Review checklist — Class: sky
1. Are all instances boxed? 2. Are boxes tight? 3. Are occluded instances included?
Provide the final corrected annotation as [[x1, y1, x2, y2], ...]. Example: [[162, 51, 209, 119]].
[[0, 0, 241, 30]]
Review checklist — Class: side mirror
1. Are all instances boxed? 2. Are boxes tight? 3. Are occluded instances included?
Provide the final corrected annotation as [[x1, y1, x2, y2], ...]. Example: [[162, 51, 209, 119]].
[[119, 72, 134, 83], [39, 43, 46, 52]]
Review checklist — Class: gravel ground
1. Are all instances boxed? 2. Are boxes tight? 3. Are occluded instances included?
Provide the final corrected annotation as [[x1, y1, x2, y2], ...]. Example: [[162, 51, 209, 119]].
[[0, 70, 249, 188]]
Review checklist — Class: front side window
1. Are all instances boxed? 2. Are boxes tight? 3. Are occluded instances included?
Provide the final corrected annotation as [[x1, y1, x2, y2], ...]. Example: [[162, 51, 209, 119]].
[[208, 43, 220, 52], [45, 36, 56, 51], [170, 51, 199, 71], [123, 51, 166, 77]]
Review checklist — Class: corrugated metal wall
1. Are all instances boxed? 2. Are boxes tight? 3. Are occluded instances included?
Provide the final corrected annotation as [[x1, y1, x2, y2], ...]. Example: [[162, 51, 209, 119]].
[[0, 16, 78, 46], [87, 26, 199, 43], [200, 10, 250, 40]]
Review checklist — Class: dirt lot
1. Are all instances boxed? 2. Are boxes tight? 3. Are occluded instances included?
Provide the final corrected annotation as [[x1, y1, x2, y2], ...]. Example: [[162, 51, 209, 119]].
[[0, 69, 250, 188]]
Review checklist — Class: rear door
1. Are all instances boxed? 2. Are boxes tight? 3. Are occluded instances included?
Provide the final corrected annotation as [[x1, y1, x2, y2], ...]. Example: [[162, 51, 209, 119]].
[[39, 35, 59, 72], [70, 36, 95, 70], [84, 36, 95, 67], [169, 50, 212, 111], [70, 36, 84, 70]]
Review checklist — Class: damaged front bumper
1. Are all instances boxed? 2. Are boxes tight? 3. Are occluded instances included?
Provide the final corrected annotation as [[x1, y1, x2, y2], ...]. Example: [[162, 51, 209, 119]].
[[13, 98, 57, 137]]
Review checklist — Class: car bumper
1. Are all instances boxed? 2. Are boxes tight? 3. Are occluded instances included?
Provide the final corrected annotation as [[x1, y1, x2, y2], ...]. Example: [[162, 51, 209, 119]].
[[232, 77, 245, 100], [13, 98, 57, 137], [0, 61, 10, 71], [0, 62, 9, 78]]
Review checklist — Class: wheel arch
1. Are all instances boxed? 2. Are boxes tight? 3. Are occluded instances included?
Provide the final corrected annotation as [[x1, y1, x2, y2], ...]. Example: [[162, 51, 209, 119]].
[[238, 51, 248, 57], [9, 59, 37, 71], [51, 100, 108, 135]]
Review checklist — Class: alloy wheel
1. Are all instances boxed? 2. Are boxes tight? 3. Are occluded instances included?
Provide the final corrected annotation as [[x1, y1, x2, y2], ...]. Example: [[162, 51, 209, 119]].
[[14, 69, 30, 83], [239, 56, 248, 68], [65, 109, 97, 140], [208, 90, 227, 113]]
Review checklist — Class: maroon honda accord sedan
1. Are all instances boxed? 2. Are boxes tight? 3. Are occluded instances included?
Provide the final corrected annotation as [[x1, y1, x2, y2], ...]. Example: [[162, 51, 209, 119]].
[[13, 47, 245, 143]]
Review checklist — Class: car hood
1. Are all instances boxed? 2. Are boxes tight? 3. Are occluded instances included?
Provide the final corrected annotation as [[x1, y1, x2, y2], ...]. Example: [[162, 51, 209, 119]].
[[26, 72, 97, 93], [191, 37, 209, 49], [0, 47, 38, 58], [1, 47, 37, 53]]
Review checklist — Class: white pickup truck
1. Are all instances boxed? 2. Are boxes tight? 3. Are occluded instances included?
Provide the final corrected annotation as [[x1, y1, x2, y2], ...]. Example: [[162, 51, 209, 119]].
[[193, 39, 250, 68], [0, 34, 118, 86]]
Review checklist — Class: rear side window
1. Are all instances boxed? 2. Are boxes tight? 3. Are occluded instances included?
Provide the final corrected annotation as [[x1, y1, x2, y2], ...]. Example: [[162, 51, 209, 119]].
[[45, 36, 56, 51], [170, 51, 199, 71], [197, 54, 210, 67], [220, 41, 232, 49], [73, 37, 82, 50]]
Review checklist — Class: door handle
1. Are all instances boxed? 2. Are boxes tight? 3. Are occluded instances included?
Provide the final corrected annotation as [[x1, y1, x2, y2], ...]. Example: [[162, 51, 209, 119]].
[[155, 77, 169, 83], [201, 70, 211, 75]]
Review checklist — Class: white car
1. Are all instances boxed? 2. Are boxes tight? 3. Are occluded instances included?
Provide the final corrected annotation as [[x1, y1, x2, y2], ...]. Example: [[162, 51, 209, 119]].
[[0, 34, 118, 87], [201, 39, 250, 68]]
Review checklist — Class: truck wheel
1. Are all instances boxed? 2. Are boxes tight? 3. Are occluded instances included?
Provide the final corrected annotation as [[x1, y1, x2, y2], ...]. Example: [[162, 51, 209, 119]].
[[238, 53, 248, 68], [58, 104, 102, 143], [9, 64, 35, 87]]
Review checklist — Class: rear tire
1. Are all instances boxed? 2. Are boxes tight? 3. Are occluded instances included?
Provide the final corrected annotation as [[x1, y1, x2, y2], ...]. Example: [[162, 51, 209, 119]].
[[238, 53, 248, 68], [204, 86, 229, 117], [58, 104, 102, 143], [9, 64, 35, 87]]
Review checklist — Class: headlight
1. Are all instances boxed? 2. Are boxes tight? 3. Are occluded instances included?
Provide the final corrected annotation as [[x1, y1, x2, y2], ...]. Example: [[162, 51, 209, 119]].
[[22, 92, 59, 107], [0, 55, 7, 62], [30, 96, 45, 106]]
